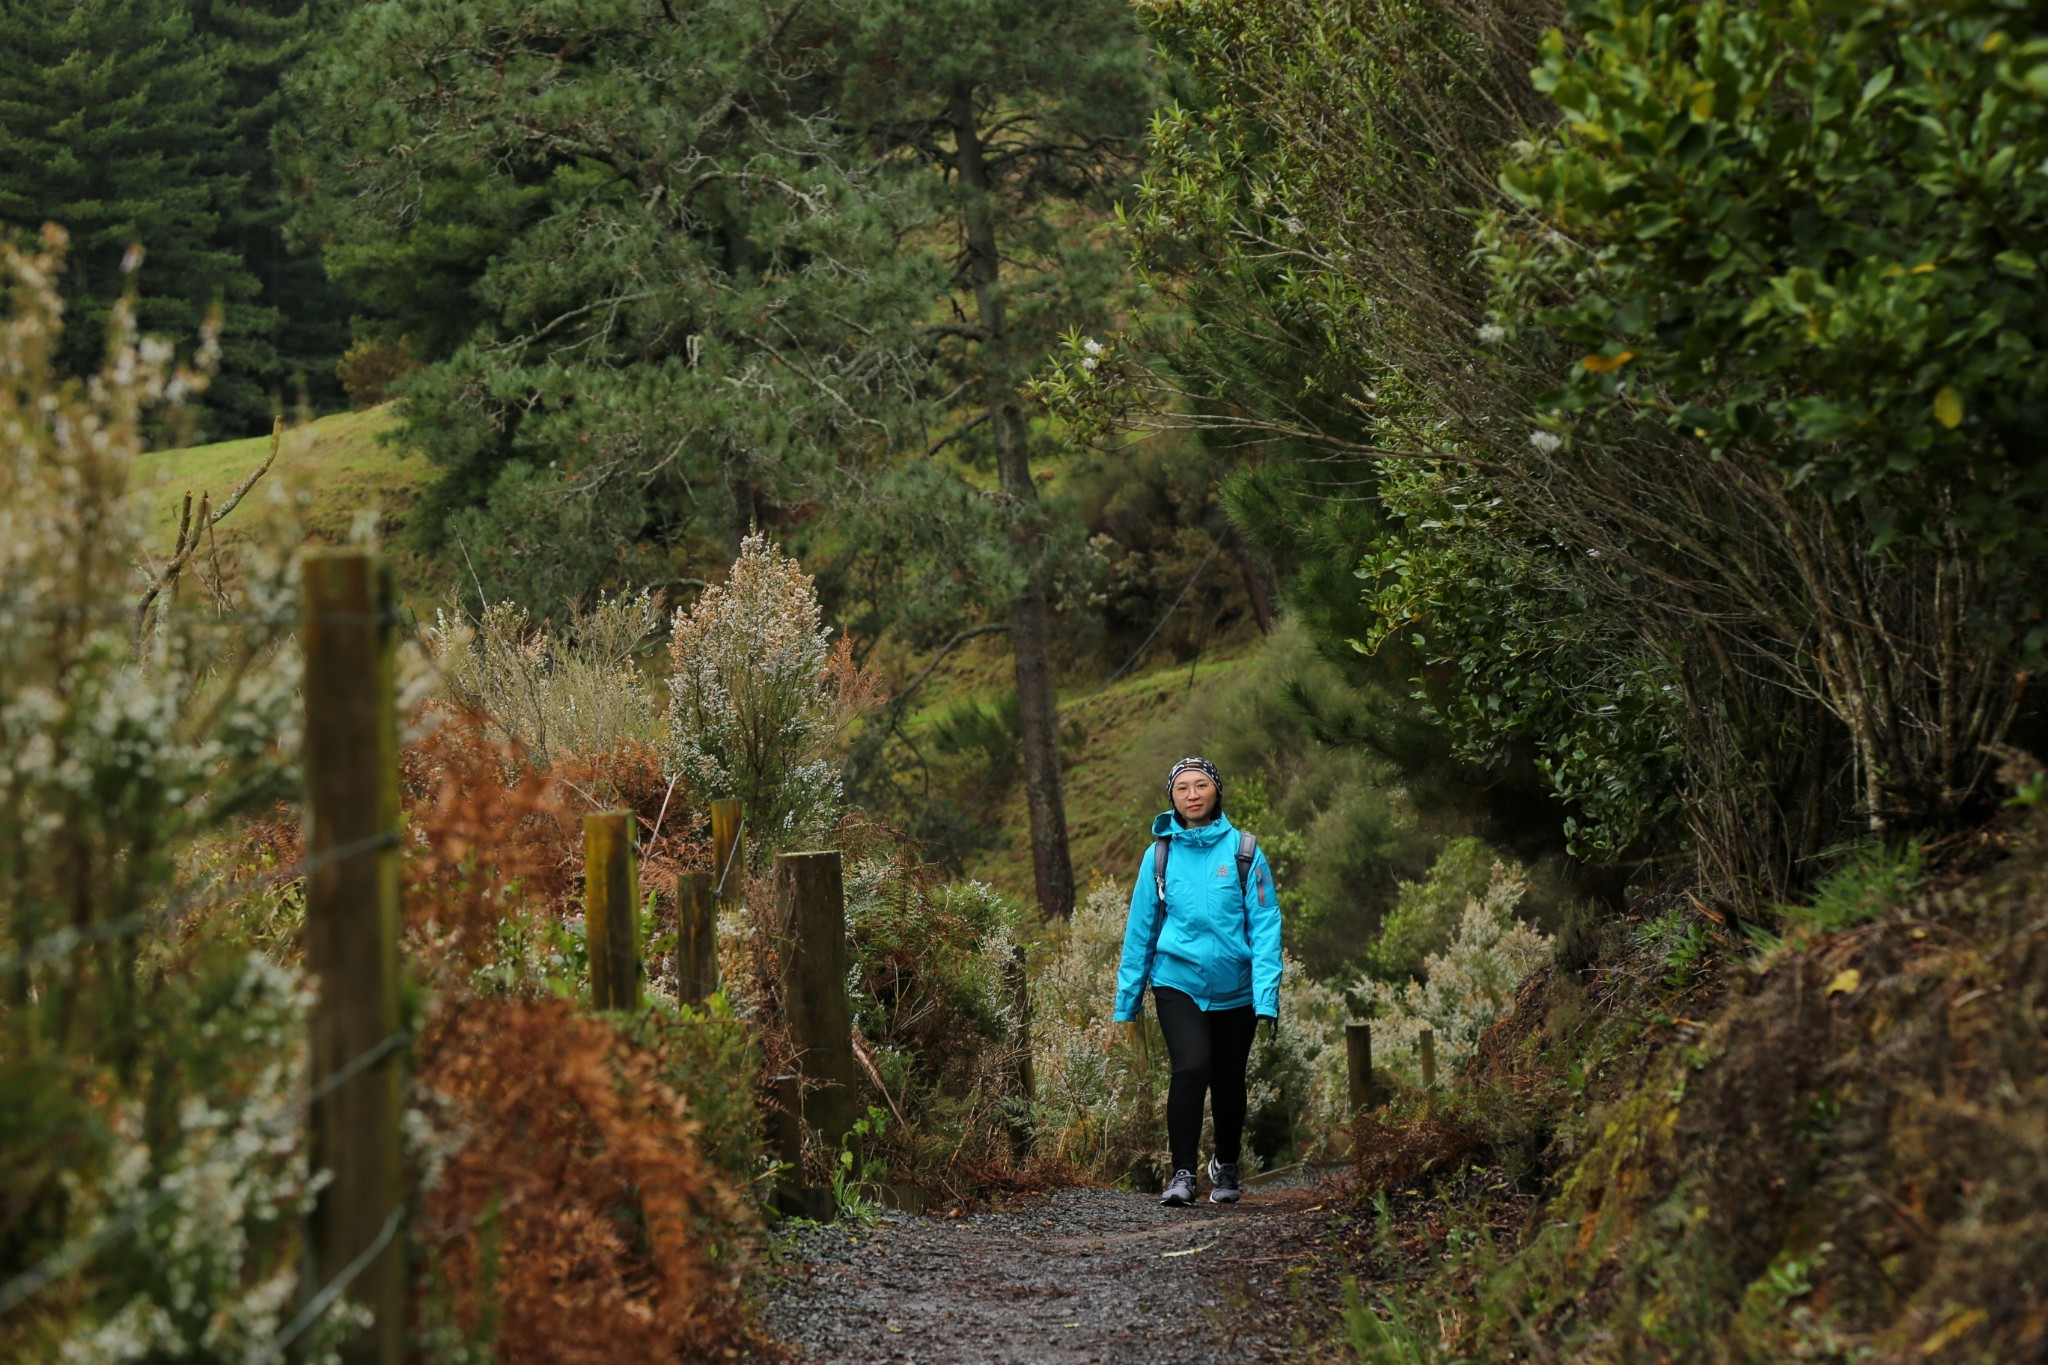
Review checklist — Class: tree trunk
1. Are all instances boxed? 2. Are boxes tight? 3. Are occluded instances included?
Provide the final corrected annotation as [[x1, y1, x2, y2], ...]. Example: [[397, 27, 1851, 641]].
[[1227, 526, 1279, 635], [726, 459, 756, 561], [950, 83, 1074, 918]]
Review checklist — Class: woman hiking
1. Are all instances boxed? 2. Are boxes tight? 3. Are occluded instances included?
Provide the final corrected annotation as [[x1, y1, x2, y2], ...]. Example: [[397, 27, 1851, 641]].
[[1113, 756, 1283, 1206]]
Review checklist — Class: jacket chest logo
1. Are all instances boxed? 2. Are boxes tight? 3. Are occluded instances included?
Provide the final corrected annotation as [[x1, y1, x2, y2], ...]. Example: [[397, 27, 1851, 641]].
[[1213, 865, 1231, 878]]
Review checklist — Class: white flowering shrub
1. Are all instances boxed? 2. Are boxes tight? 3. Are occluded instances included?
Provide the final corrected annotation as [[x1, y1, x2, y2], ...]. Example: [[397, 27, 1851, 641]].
[[0, 231, 343, 1359], [666, 534, 874, 844], [49, 957, 366, 1365], [1029, 882, 1355, 1182], [429, 589, 661, 764], [1352, 858, 1553, 1082], [1028, 883, 1164, 1177]]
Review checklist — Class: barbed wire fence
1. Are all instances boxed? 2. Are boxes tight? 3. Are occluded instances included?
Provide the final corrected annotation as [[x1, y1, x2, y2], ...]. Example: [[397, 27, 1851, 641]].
[[2, 533, 941, 1357]]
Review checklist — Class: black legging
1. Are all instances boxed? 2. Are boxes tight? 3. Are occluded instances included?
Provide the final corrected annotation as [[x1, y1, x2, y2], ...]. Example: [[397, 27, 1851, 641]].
[[1152, 985, 1258, 1175]]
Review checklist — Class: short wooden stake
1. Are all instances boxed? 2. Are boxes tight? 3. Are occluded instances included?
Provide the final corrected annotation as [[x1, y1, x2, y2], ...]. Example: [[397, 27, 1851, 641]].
[[710, 798, 744, 909], [583, 811, 638, 1012], [1346, 1022, 1375, 1114], [1420, 1026, 1437, 1090], [301, 551, 404, 1365], [678, 871, 718, 1007], [1003, 941, 1035, 1160], [774, 851, 858, 1151]]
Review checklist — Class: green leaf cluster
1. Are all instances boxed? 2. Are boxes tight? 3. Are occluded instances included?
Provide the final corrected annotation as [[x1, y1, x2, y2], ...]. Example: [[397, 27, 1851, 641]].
[[1486, 0, 2048, 571]]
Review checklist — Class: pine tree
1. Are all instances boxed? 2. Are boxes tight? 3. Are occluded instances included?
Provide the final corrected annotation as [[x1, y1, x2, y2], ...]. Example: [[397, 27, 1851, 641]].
[[285, 0, 940, 609], [0, 0, 269, 435], [838, 0, 1154, 919], [193, 0, 352, 420]]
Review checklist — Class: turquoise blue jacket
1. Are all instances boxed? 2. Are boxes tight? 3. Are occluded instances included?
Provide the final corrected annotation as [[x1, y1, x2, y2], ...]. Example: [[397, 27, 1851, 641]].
[[1113, 810, 1282, 1021]]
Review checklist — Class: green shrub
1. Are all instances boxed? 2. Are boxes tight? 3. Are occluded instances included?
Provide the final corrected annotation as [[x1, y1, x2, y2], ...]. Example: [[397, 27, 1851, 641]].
[[839, 861, 1028, 1195], [1635, 907, 1714, 992], [621, 995, 765, 1192], [667, 534, 875, 848], [1778, 840, 1926, 941], [1366, 838, 1497, 983], [1352, 859, 1552, 1082]]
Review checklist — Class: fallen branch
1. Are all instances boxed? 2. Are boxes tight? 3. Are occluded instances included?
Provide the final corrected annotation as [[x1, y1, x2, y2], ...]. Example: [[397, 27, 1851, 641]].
[[850, 1029, 911, 1134]]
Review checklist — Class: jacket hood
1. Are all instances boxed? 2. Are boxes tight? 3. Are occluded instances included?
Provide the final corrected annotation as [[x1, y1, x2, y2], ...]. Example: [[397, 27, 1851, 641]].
[[1149, 809, 1236, 845]]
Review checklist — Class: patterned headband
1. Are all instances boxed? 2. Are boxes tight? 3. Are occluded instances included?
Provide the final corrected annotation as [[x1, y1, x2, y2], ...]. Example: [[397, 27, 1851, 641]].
[[1166, 756, 1222, 794]]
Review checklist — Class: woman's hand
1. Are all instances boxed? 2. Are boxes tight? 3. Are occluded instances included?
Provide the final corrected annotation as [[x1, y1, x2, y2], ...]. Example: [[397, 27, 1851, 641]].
[[1125, 1019, 1140, 1045]]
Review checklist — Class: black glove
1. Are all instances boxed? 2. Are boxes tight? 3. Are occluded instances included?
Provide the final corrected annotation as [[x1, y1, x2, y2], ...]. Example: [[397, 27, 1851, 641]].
[[1257, 1014, 1277, 1041]]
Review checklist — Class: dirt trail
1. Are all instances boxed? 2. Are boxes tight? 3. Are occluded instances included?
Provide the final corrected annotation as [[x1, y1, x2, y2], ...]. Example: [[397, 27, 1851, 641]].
[[763, 1176, 1356, 1363]]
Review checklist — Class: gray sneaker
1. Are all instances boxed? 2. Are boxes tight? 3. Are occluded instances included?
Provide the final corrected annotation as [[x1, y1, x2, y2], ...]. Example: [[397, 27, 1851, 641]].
[[1208, 1156, 1242, 1204], [1160, 1169, 1199, 1206]]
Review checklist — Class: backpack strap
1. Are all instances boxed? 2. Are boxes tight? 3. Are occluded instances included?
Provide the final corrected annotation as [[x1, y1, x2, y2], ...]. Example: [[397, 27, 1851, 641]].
[[1153, 835, 1172, 910], [1236, 830, 1258, 945]]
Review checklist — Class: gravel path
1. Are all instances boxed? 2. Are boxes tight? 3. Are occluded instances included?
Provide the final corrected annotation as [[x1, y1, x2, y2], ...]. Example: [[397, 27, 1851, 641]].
[[763, 1174, 1355, 1364]]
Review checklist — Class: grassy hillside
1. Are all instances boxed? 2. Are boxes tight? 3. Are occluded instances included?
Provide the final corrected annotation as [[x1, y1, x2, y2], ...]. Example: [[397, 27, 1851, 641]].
[[139, 403, 447, 602], [959, 644, 1258, 902]]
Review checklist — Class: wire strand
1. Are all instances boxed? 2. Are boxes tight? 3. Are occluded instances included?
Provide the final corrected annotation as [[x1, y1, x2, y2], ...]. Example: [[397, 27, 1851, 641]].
[[253, 1207, 406, 1364], [0, 828, 402, 979], [713, 817, 749, 902]]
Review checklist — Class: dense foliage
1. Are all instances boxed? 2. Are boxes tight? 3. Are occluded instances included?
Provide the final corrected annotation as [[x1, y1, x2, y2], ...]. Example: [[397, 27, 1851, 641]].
[[1057, 0, 2048, 913], [0, 0, 345, 436]]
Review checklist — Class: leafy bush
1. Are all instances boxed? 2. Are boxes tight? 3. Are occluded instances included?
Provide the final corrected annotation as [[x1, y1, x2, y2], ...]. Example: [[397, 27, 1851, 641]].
[[1353, 859, 1552, 1082], [840, 863, 1030, 1196], [334, 335, 417, 409], [1366, 838, 1498, 983], [1021, 882, 1164, 1178], [1471, 0, 2048, 855], [667, 534, 876, 847]]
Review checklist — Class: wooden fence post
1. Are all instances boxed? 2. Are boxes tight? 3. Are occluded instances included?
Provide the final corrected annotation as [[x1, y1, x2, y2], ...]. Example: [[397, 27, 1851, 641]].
[[774, 851, 858, 1152], [583, 811, 638, 1012], [1420, 1027, 1437, 1091], [301, 550, 404, 1365], [710, 799, 744, 910], [1346, 1022, 1376, 1115], [677, 871, 718, 1007]]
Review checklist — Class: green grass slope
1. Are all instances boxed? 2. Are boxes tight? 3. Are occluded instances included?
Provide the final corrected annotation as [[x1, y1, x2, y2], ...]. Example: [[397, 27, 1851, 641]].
[[139, 403, 446, 601], [956, 638, 1258, 904]]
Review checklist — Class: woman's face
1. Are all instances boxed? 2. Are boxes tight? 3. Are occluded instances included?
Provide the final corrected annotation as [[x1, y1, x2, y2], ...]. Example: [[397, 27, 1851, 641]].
[[1171, 771, 1219, 823]]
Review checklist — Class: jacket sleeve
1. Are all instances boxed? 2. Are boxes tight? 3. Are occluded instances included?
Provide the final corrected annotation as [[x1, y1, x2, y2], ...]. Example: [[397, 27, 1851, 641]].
[[1246, 846, 1283, 1018], [1113, 846, 1163, 1022]]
